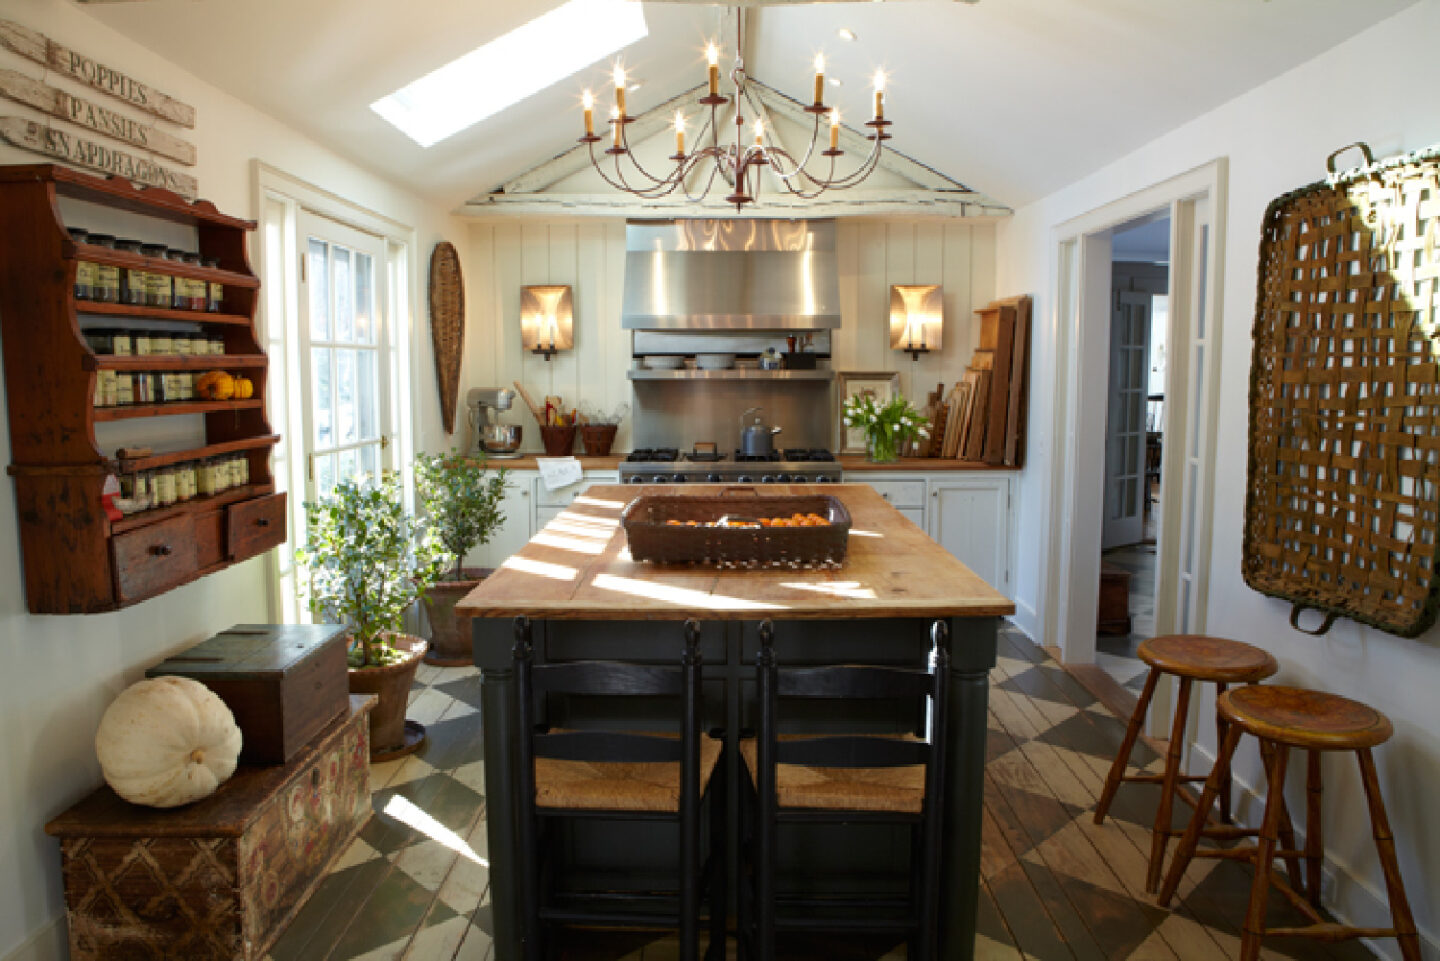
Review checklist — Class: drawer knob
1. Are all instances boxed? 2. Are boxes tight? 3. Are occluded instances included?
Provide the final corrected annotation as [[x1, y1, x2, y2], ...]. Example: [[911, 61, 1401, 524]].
[[255, 518, 270, 528], [150, 545, 173, 556]]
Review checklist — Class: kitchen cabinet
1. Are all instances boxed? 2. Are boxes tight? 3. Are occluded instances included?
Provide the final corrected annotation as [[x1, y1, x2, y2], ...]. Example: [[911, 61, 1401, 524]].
[[863, 476, 928, 528], [0, 164, 281, 613], [468, 470, 620, 569], [929, 476, 1012, 595]]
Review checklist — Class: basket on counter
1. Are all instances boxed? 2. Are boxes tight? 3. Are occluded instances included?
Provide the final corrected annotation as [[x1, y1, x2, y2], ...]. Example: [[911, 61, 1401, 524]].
[[621, 488, 851, 568], [539, 425, 576, 456]]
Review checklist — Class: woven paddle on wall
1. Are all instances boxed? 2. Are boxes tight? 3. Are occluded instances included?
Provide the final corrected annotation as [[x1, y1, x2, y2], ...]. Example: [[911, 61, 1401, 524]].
[[1245, 143, 1440, 637], [429, 242, 464, 436]]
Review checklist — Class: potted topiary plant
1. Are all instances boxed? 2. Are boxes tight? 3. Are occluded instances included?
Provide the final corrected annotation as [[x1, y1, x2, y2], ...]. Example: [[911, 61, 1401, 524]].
[[297, 472, 442, 760], [414, 449, 511, 665]]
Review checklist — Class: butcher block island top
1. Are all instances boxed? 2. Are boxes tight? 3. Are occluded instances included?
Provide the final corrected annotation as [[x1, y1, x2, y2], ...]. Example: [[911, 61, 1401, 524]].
[[457, 483, 1014, 621]]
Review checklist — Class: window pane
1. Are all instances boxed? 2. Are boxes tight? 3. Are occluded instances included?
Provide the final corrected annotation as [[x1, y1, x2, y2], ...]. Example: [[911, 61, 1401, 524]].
[[338, 448, 359, 486], [335, 247, 354, 343], [315, 453, 336, 496], [337, 349, 357, 445], [312, 348, 333, 449], [355, 252, 374, 345], [308, 240, 329, 341], [358, 350, 378, 441], [360, 443, 378, 483]]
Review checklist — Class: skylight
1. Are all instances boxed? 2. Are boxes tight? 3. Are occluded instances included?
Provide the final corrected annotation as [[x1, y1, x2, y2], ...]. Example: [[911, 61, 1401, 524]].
[[371, 0, 648, 148]]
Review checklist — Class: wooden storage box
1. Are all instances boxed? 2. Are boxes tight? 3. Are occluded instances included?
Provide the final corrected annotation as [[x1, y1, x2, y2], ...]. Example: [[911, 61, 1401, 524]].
[[46, 695, 375, 961], [148, 623, 349, 764], [1097, 562, 1132, 636]]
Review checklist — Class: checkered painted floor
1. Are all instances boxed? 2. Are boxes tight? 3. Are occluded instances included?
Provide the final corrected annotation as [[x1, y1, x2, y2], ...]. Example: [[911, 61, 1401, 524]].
[[265, 627, 1375, 961]]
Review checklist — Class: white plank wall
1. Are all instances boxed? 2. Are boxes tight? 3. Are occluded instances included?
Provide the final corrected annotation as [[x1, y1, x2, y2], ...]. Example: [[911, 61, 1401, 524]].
[[460, 218, 998, 452]]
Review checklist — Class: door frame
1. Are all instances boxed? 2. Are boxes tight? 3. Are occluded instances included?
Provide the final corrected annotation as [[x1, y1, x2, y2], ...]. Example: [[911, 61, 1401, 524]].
[[1041, 159, 1227, 670]]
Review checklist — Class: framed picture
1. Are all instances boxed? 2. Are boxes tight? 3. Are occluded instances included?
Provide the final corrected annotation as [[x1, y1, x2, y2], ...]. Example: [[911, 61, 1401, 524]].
[[837, 370, 901, 454]]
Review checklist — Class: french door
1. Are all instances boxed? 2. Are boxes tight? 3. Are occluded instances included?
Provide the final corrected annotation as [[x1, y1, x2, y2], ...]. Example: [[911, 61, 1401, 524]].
[[1103, 290, 1150, 548], [297, 212, 390, 498]]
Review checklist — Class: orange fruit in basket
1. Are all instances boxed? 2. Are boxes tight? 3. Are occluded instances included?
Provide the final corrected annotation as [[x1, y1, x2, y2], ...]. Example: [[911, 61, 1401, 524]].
[[666, 519, 682, 526]]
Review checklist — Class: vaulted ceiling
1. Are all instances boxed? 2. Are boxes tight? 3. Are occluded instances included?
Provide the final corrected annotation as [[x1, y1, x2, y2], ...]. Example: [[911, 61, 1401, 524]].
[[80, 0, 1418, 212]]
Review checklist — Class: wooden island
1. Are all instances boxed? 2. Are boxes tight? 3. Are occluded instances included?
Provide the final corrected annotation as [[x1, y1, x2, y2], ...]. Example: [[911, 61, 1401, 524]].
[[457, 483, 1014, 960]]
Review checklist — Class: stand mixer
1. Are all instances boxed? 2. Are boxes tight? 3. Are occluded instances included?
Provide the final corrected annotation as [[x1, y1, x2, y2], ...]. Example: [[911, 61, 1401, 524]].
[[466, 388, 522, 457]]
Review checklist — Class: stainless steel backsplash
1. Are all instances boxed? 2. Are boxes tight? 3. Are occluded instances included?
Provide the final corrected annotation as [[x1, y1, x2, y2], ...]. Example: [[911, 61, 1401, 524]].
[[631, 379, 834, 451]]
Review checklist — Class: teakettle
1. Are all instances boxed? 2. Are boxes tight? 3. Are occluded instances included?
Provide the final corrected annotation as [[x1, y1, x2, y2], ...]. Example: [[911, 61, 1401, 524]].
[[740, 407, 783, 457]]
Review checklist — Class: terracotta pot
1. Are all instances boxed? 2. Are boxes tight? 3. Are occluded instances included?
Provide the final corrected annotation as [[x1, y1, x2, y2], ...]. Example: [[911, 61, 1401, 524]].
[[347, 632, 427, 760], [423, 567, 492, 666]]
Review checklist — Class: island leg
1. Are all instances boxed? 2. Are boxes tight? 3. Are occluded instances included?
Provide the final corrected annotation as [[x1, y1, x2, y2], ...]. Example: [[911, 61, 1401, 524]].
[[475, 617, 521, 960], [939, 615, 998, 961]]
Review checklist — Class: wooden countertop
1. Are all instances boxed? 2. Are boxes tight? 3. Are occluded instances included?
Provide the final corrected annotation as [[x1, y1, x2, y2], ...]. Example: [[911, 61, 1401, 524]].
[[456, 483, 1014, 621], [467, 454, 1012, 472]]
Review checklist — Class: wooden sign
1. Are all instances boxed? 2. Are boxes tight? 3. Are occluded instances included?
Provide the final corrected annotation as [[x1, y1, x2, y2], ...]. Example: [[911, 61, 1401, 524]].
[[0, 69, 194, 164], [0, 18, 195, 128], [0, 117, 196, 198]]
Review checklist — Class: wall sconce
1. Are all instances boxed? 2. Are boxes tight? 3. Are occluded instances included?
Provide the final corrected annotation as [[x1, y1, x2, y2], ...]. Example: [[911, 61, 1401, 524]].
[[889, 284, 943, 360], [520, 285, 574, 361]]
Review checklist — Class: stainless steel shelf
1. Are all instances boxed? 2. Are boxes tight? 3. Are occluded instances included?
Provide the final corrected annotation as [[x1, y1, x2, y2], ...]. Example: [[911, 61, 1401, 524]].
[[626, 368, 833, 381]]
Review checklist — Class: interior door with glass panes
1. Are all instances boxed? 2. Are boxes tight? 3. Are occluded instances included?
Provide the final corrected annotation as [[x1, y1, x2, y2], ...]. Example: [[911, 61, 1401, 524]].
[[297, 212, 390, 498], [1102, 290, 1150, 549]]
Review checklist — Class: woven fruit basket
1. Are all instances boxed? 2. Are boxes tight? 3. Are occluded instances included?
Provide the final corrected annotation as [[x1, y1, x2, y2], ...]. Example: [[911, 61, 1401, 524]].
[[621, 489, 851, 569]]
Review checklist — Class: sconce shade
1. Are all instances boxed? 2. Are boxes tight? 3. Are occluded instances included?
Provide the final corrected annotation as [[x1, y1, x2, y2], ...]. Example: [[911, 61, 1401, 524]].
[[521, 285, 575, 354], [889, 284, 943, 353]]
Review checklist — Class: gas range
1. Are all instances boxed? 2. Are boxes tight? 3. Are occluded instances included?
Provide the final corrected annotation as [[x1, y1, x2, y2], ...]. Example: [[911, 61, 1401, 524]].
[[618, 448, 843, 485]]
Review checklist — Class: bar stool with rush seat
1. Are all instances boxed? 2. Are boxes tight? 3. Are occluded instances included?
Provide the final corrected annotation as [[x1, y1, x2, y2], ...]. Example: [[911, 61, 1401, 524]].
[[1093, 634, 1285, 892], [512, 616, 726, 961], [1158, 685, 1421, 961]]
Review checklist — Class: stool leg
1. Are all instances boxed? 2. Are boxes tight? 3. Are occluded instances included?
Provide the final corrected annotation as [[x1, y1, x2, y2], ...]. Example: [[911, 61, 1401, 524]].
[[1215, 682, 1233, 824], [1241, 741, 1290, 961], [1095, 667, 1160, 825], [1158, 723, 1241, 907], [1259, 740, 1306, 895], [1147, 676, 1192, 893], [1356, 748, 1422, 961], [1305, 750, 1324, 910]]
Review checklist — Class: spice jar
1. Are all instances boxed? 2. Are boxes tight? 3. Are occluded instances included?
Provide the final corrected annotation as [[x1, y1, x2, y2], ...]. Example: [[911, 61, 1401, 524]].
[[68, 228, 93, 299], [140, 244, 169, 306], [164, 249, 188, 309], [196, 458, 216, 497], [150, 332, 173, 355], [208, 333, 225, 356], [173, 333, 193, 356], [178, 253, 203, 310], [153, 468, 177, 507], [115, 239, 146, 305], [203, 258, 223, 312], [114, 373, 134, 406], [176, 462, 196, 501], [86, 234, 120, 303]]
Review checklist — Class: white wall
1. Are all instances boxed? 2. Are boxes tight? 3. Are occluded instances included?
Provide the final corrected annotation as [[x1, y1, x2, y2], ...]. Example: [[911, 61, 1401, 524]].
[[460, 217, 998, 453], [0, 3, 456, 959], [999, 2, 1440, 955]]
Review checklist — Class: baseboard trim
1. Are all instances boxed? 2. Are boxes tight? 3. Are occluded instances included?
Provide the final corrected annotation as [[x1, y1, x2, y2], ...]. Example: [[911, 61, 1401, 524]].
[[1, 916, 65, 961], [1008, 599, 1039, 641], [1187, 742, 1438, 961]]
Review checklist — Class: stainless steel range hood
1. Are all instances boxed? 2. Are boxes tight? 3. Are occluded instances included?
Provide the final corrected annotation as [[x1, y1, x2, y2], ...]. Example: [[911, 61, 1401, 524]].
[[621, 219, 840, 330]]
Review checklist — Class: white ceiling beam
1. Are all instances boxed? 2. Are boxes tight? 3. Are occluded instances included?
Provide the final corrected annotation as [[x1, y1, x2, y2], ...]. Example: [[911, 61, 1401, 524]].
[[459, 189, 1011, 220]]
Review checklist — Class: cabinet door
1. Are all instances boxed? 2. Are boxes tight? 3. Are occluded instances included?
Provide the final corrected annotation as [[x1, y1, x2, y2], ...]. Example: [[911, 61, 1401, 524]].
[[929, 478, 1010, 593], [472, 478, 534, 569]]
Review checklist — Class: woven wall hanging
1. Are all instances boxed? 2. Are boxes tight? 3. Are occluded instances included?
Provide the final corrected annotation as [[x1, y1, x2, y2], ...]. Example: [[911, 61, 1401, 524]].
[[429, 242, 464, 436], [1244, 142, 1440, 637]]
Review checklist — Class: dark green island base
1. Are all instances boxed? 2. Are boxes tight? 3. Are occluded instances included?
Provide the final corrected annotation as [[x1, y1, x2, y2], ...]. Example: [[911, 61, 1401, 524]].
[[457, 484, 1014, 960]]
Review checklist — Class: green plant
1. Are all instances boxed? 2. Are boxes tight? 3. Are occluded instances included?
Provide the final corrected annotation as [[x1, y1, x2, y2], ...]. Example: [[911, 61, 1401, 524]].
[[297, 472, 443, 668], [842, 392, 930, 463], [414, 450, 511, 582]]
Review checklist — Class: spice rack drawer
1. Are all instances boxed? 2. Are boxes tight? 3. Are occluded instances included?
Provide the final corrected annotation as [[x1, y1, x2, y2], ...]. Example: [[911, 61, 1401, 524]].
[[228, 492, 286, 561], [112, 515, 198, 603]]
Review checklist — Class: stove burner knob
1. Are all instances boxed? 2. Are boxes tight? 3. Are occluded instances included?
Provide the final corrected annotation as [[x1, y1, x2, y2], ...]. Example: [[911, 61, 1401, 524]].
[[652, 475, 670, 483], [774, 474, 792, 484], [627, 476, 645, 484], [736, 474, 754, 484], [670, 474, 688, 483], [706, 473, 723, 483], [814, 475, 835, 483], [760, 474, 778, 483]]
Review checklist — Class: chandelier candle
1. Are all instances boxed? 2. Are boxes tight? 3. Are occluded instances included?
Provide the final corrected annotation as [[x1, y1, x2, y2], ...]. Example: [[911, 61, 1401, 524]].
[[578, 27, 896, 209], [582, 89, 594, 136]]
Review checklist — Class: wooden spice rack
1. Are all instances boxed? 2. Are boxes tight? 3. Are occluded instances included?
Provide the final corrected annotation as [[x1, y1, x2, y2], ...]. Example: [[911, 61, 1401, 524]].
[[0, 164, 285, 613]]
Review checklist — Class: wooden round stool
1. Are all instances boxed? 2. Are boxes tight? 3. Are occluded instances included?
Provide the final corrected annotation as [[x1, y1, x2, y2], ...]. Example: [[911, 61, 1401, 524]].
[[1157, 686, 1420, 961], [1093, 634, 1280, 893]]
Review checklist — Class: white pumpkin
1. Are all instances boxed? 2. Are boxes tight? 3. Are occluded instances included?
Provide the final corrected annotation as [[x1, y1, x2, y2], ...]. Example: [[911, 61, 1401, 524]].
[[95, 676, 243, 808]]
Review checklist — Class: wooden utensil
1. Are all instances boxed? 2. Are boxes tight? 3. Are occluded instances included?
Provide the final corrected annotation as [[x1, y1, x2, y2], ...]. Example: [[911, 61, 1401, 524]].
[[512, 380, 545, 426]]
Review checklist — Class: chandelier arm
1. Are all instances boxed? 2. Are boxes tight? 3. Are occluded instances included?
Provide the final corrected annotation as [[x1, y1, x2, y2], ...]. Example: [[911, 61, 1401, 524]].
[[612, 154, 686, 198], [818, 138, 886, 189], [681, 153, 726, 204]]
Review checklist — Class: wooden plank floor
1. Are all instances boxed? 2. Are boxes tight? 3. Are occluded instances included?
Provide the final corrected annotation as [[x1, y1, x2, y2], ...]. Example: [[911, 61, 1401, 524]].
[[265, 626, 1375, 961]]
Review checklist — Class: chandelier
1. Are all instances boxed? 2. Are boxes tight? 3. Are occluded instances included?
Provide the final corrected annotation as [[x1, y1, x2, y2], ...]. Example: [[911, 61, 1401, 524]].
[[577, 17, 892, 209]]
